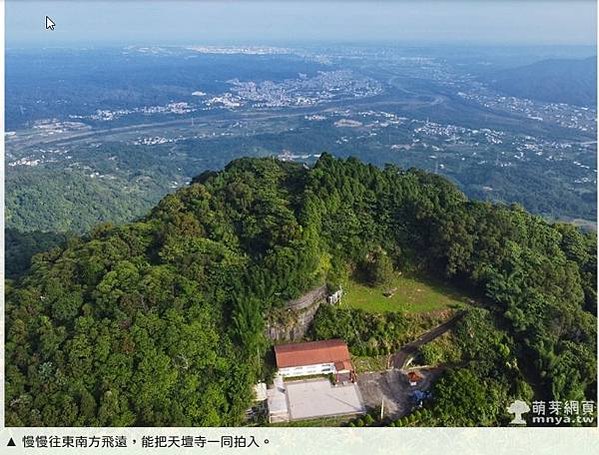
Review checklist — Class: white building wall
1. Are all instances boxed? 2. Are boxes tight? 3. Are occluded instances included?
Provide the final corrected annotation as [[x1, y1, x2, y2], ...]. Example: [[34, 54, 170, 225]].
[[278, 362, 336, 378]]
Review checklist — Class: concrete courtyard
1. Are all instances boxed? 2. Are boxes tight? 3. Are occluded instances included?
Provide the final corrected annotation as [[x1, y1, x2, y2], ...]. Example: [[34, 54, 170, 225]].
[[285, 378, 365, 421]]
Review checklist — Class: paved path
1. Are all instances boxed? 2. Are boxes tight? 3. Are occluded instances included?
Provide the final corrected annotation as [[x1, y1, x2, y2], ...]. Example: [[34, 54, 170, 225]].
[[392, 312, 464, 369]]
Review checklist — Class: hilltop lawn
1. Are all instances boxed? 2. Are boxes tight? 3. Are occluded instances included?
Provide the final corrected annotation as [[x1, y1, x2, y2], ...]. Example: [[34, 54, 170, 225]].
[[342, 273, 469, 314]]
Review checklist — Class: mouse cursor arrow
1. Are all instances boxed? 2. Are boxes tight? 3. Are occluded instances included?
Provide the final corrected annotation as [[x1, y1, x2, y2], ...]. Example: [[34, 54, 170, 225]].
[[46, 16, 55, 31]]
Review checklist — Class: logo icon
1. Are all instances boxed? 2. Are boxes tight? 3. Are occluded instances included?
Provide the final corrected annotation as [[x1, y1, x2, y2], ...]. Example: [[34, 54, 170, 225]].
[[507, 399, 530, 425]]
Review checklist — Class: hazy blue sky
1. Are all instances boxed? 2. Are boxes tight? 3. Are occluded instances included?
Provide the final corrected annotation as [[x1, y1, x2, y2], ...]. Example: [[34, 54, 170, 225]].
[[7, 0, 597, 47]]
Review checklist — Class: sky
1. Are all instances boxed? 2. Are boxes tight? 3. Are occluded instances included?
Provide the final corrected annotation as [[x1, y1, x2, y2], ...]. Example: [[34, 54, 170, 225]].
[[6, 0, 598, 48]]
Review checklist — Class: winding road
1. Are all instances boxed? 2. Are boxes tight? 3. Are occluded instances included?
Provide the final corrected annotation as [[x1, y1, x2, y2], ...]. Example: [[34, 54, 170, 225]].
[[392, 311, 464, 370]]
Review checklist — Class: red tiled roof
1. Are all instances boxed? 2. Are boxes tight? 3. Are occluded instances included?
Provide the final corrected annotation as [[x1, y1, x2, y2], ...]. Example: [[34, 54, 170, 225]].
[[274, 339, 352, 369], [334, 360, 352, 372]]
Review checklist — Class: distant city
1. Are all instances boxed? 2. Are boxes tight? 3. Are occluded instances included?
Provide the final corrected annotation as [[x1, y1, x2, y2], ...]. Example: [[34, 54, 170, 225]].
[[6, 44, 596, 234]]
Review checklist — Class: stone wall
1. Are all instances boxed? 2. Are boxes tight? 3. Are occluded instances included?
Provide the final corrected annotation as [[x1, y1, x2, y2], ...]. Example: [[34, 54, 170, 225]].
[[266, 285, 328, 342]]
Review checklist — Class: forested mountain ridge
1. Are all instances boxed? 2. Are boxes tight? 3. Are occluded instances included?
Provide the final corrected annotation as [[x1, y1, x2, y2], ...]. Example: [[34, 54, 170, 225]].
[[6, 154, 596, 426], [485, 56, 597, 107]]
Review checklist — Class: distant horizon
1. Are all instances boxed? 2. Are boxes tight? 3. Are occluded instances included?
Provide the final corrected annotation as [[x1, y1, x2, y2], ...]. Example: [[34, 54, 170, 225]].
[[5, 42, 598, 60], [7, 1, 597, 48], [5, 41, 599, 50]]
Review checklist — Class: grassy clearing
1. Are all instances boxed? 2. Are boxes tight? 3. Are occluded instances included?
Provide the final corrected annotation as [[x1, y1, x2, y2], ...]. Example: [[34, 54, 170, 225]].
[[342, 273, 469, 314]]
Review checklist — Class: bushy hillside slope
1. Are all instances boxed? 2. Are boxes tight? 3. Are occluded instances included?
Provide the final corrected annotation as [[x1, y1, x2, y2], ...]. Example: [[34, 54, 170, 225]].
[[6, 155, 596, 426]]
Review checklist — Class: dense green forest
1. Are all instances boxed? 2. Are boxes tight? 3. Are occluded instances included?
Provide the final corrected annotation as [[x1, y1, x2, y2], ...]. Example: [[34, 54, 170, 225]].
[[5, 229, 67, 279], [6, 167, 167, 233], [5, 155, 596, 426]]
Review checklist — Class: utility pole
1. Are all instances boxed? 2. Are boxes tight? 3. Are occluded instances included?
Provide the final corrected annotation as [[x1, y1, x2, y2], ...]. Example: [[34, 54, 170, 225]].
[[380, 397, 385, 421]]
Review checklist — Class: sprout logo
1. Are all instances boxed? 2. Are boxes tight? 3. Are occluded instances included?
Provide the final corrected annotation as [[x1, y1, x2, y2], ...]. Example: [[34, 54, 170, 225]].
[[507, 400, 530, 425]]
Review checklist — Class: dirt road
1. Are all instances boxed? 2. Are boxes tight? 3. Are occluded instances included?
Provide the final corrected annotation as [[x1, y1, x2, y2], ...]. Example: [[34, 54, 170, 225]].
[[392, 312, 464, 369]]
